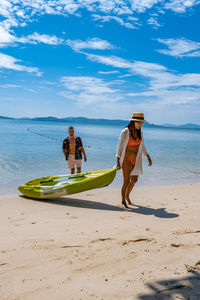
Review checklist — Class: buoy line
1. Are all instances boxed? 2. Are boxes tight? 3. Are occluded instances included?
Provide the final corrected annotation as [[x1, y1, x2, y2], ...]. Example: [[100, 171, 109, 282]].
[[26, 128, 100, 149]]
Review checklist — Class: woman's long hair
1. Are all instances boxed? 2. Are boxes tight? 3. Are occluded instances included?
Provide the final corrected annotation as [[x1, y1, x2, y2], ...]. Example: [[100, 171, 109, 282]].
[[126, 121, 141, 140]]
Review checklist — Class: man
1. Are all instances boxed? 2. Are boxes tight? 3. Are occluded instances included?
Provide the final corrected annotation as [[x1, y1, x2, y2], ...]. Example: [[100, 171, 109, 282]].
[[62, 126, 87, 174]]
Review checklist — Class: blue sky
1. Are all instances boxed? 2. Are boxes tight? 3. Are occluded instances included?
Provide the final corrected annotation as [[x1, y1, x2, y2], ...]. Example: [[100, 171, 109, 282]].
[[0, 1, 200, 124]]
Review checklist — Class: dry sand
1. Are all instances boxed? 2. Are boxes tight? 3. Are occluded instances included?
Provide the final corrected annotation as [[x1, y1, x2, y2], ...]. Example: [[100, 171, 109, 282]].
[[0, 184, 200, 300]]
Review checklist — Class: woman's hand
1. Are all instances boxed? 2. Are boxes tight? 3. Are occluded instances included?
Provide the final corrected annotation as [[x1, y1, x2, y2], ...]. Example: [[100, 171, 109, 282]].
[[147, 154, 152, 166], [116, 158, 121, 170], [116, 163, 121, 170]]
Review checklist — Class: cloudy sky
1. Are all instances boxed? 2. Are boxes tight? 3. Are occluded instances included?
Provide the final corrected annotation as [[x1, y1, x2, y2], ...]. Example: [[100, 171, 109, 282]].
[[0, 0, 199, 124]]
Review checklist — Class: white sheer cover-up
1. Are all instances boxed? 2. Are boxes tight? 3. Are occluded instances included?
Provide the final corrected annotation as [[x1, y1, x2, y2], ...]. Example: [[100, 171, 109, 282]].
[[116, 128, 148, 176]]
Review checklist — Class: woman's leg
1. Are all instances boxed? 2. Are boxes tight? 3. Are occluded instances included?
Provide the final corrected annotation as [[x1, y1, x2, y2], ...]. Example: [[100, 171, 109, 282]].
[[126, 175, 138, 205], [121, 159, 133, 208]]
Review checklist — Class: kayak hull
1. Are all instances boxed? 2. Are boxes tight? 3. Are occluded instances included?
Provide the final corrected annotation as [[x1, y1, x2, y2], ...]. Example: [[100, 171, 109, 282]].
[[18, 168, 117, 199]]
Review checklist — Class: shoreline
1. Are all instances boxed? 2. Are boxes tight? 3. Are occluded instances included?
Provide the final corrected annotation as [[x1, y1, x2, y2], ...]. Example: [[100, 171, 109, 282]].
[[1, 183, 200, 299], [1, 180, 200, 198]]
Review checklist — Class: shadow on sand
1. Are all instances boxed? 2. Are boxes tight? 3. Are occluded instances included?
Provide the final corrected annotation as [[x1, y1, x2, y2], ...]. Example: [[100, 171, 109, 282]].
[[20, 195, 179, 218], [138, 270, 200, 299]]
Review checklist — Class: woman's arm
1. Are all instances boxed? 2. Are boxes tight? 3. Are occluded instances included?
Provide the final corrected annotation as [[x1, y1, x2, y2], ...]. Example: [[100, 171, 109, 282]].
[[116, 129, 127, 168], [141, 131, 152, 166], [147, 153, 152, 166], [116, 157, 121, 169]]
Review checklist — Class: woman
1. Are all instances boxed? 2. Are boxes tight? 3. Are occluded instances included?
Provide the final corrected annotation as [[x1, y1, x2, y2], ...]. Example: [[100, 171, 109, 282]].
[[116, 112, 152, 209]]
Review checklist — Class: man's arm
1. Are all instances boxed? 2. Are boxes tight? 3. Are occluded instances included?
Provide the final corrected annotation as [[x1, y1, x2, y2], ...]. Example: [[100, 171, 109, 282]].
[[81, 147, 87, 162], [62, 139, 67, 158], [78, 137, 87, 162], [62, 148, 66, 157]]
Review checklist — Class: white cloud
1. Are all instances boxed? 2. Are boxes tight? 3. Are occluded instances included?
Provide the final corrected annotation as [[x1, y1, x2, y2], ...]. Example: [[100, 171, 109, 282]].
[[0, 25, 15, 47], [1, 0, 198, 36], [66, 38, 115, 52], [18, 32, 64, 45], [0, 0, 12, 19], [83, 52, 200, 91], [58, 58, 200, 121], [0, 31, 114, 51], [0, 30, 64, 48], [147, 16, 161, 28], [60, 76, 122, 104], [0, 83, 36, 92], [81, 51, 200, 106], [84, 52, 167, 77], [59, 52, 200, 115], [156, 38, 200, 57], [61, 76, 118, 94], [98, 70, 120, 74], [92, 14, 138, 29], [0, 52, 42, 76], [0, 84, 22, 88], [164, 0, 199, 13], [131, 0, 161, 13]]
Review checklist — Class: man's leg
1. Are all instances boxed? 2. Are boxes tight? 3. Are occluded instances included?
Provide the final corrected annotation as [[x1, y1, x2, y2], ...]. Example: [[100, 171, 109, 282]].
[[77, 167, 81, 173], [68, 155, 75, 174], [76, 159, 82, 174]]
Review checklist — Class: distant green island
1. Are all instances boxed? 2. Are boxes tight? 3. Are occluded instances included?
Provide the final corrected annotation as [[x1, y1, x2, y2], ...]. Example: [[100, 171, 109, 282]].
[[0, 115, 200, 129]]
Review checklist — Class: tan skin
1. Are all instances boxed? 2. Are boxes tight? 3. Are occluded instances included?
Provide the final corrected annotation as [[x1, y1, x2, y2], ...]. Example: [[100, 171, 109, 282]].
[[62, 128, 87, 174], [117, 121, 152, 209]]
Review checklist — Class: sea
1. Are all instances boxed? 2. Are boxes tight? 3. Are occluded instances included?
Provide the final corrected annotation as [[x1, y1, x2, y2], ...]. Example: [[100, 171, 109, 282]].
[[0, 119, 200, 196]]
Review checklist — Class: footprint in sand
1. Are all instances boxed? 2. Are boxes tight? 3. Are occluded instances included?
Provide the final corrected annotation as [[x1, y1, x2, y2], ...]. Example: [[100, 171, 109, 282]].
[[176, 229, 200, 235], [171, 243, 200, 248], [185, 261, 200, 272], [170, 243, 184, 248], [90, 238, 114, 244], [122, 238, 152, 245], [0, 263, 8, 267], [61, 245, 82, 248]]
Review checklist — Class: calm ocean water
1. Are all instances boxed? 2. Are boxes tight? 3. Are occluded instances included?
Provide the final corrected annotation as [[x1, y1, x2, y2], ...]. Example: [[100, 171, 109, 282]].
[[0, 119, 200, 195]]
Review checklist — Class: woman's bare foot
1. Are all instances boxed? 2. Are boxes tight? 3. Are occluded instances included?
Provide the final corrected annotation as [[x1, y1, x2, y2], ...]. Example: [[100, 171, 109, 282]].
[[126, 197, 133, 206], [121, 201, 129, 209]]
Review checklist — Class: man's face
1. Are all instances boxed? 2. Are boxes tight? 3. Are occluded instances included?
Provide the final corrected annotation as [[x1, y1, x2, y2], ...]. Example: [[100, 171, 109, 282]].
[[68, 128, 74, 136]]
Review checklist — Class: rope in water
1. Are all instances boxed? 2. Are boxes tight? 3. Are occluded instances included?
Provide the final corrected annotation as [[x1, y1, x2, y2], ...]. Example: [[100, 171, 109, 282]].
[[27, 127, 62, 141], [26, 128, 200, 174], [26, 128, 99, 149]]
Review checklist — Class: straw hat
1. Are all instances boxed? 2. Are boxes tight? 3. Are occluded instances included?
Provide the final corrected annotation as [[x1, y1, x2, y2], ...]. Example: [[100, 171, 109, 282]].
[[129, 112, 146, 122]]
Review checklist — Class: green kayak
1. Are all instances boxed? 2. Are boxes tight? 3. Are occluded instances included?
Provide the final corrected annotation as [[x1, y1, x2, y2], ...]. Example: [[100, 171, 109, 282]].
[[18, 168, 117, 199]]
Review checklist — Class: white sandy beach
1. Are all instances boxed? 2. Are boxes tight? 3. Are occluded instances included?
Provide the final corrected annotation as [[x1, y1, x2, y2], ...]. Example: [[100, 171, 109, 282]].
[[0, 184, 200, 300]]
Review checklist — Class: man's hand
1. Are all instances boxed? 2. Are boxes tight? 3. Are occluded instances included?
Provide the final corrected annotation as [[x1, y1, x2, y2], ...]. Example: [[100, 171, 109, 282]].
[[147, 154, 152, 166], [84, 155, 87, 162]]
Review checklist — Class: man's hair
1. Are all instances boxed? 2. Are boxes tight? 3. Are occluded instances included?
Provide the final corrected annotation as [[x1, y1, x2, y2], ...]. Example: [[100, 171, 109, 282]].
[[68, 126, 74, 130]]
